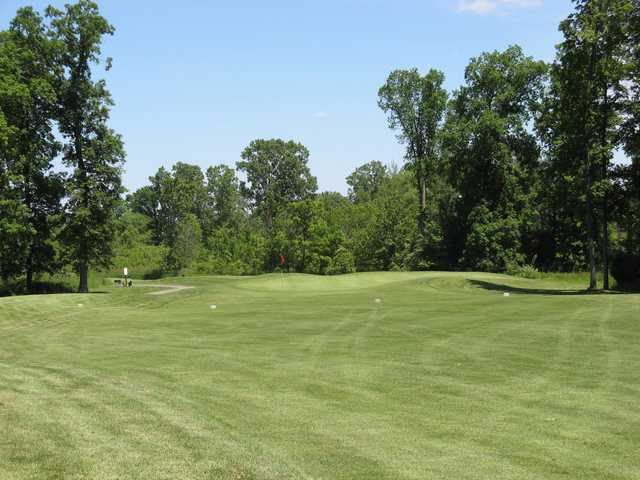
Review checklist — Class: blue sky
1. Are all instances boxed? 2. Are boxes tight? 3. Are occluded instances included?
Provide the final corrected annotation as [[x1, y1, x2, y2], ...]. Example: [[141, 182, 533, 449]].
[[1, 0, 576, 194]]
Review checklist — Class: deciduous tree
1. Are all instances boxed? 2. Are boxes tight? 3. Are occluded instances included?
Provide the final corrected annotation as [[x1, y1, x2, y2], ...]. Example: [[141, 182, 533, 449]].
[[48, 0, 125, 292], [546, 0, 633, 288], [346, 160, 387, 204], [237, 139, 317, 229], [444, 46, 547, 271], [378, 69, 447, 237], [0, 8, 64, 290]]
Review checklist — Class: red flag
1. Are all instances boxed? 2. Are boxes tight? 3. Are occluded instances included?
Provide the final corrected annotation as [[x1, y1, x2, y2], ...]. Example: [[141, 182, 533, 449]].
[[279, 254, 285, 266]]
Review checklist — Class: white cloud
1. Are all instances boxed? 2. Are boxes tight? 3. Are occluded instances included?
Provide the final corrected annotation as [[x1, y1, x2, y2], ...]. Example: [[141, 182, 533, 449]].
[[456, 0, 543, 15], [312, 111, 329, 118]]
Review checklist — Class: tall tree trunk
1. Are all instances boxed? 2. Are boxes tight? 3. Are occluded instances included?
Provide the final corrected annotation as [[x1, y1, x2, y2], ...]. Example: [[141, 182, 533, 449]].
[[585, 161, 598, 290], [78, 262, 89, 293], [601, 83, 610, 290], [25, 262, 33, 293], [417, 162, 427, 239], [419, 177, 427, 229], [301, 231, 307, 273], [602, 154, 609, 290], [24, 164, 34, 294], [75, 124, 90, 294], [602, 206, 610, 289], [627, 213, 634, 254], [583, 26, 600, 291], [265, 208, 273, 232], [25, 241, 34, 293]]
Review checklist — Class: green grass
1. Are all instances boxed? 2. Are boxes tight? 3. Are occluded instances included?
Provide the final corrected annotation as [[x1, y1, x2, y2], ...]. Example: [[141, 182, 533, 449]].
[[1, 272, 639, 479]]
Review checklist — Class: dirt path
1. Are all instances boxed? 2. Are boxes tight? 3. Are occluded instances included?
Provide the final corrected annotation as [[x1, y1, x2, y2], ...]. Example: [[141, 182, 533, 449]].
[[139, 284, 195, 295]]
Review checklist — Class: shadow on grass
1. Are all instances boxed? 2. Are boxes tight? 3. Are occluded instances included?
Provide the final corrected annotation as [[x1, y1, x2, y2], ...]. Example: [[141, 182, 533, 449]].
[[469, 279, 632, 296], [0, 281, 73, 297], [0, 282, 110, 297]]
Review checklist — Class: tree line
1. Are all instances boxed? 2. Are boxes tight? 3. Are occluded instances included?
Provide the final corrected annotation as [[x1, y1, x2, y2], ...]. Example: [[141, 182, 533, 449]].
[[1, 0, 639, 293]]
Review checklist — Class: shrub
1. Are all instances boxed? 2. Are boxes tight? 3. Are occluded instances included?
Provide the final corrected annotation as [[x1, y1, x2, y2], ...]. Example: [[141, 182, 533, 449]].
[[507, 263, 541, 279], [167, 214, 202, 272], [326, 247, 356, 275], [111, 244, 169, 279], [611, 251, 640, 289], [196, 227, 267, 275], [461, 204, 524, 272]]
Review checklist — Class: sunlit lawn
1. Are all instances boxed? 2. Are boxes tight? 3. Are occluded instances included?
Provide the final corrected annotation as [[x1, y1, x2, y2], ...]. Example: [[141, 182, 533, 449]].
[[1, 272, 639, 479]]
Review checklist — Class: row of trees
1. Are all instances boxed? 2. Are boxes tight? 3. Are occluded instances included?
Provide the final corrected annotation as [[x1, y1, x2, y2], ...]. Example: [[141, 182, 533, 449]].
[[1, 1, 123, 292], [123, 152, 423, 277], [381, 0, 640, 289], [120, 0, 639, 289], [1, 0, 639, 292]]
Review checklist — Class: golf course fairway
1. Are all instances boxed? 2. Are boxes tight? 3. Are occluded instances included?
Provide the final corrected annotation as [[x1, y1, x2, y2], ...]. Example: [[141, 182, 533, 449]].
[[1, 272, 639, 479]]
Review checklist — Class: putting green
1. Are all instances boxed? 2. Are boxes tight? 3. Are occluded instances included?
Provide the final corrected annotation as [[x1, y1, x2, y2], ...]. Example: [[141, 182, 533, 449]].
[[1, 272, 639, 479]]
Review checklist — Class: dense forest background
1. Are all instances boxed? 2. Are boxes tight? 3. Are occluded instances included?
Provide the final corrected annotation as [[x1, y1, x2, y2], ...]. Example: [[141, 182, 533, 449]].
[[1, 0, 639, 294]]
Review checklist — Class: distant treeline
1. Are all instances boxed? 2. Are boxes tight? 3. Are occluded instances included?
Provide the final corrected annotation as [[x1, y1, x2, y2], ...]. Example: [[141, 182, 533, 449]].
[[1, 0, 639, 293]]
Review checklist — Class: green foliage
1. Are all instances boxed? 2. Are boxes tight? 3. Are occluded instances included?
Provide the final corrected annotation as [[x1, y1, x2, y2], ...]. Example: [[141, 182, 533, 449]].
[[378, 68, 448, 247], [0, 8, 64, 287], [1, 0, 639, 291], [346, 161, 388, 203], [110, 211, 168, 279], [444, 45, 547, 272], [0, 199, 32, 279], [462, 203, 524, 272], [541, 0, 635, 289], [142, 164, 208, 246], [48, 0, 125, 292], [378, 69, 448, 178], [325, 247, 356, 275], [352, 170, 426, 271], [204, 164, 244, 235], [611, 251, 640, 289], [507, 263, 541, 279], [191, 227, 267, 275], [168, 213, 202, 273], [237, 139, 317, 229], [272, 199, 344, 274]]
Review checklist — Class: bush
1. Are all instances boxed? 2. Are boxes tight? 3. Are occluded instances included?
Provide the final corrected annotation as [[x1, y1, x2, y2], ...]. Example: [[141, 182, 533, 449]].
[[195, 227, 267, 275], [167, 214, 202, 272], [143, 268, 166, 280], [611, 251, 640, 289], [111, 244, 169, 279], [461, 204, 524, 272], [507, 263, 541, 279], [326, 247, 356, 275]]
